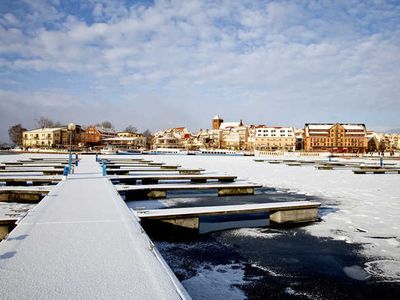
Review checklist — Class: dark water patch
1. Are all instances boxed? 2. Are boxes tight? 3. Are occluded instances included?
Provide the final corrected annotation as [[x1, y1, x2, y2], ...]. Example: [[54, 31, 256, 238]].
[[153, 227, 400, 299]]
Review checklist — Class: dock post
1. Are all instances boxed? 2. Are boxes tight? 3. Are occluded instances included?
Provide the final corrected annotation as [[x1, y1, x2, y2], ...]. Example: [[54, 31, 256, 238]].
[[75, 154, 79, 166], [95, 153, 98, 162], [63, 165, 69, 180], [102, 160, 107, 176], [380, 156, 383, 167]]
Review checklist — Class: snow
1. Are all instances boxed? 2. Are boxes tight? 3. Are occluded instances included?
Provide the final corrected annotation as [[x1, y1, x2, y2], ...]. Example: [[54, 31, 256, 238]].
[[0, 154, 189, 300], [140, 154, 400, 281], [135, 201, 319, 218], [181, 264, 247, 300], [2, 153, 400, 286]]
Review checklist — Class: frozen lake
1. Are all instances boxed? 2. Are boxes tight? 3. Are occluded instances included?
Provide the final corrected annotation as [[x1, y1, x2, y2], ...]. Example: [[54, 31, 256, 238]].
[[2, 153, 400, 299], [136, 154, 400, 299]]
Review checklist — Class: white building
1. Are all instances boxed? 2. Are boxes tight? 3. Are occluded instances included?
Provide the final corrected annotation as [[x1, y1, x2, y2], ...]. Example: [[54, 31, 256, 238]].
[[254, 127, 296, 151]]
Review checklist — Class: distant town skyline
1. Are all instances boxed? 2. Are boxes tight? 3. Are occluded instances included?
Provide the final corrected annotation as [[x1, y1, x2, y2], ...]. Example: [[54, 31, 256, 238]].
[[1, 0, 400, 142]]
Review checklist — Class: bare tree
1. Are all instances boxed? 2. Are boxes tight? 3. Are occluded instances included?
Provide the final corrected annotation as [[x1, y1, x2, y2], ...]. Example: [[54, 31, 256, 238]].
[[142, 129, 153, 149], [142, 129, 152, 137], [124, 125, 137, 133], [8, 124, 27, 146], [99, 121, 113, 129], [35, 117, 54, 128]]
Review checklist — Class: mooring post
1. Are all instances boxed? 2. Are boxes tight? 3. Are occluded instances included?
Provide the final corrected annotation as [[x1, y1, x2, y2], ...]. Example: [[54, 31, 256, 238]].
[[63, 165, 69, 181], [102, 160, 107, 176], [75, 154, 79, 166], [380, 156, 383, 168], [95, 153, 98, 162]]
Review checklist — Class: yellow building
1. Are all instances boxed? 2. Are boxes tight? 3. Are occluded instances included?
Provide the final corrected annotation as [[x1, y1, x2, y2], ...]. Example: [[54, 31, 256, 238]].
[[304, 123, 368, 153], [22, 128, 64, 148], [104, 132, 147, 149]]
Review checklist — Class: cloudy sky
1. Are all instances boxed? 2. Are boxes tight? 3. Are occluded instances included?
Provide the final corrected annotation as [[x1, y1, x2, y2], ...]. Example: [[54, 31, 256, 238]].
[[0, 0, 399, 141]]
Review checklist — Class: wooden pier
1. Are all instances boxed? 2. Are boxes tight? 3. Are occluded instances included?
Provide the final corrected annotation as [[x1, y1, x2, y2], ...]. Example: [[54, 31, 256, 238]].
[[135, 201, 321, 230], [108, 174, 237, 185], [0, 176, 62, 186], [0, 186, 52, 202], [106, 164, 181, 169], [353, 168, 400, 174], [106, 168, 204, 175], [116, 183, 262, 199], [0, 156, 189, 299], [0, 169, 64, 175]]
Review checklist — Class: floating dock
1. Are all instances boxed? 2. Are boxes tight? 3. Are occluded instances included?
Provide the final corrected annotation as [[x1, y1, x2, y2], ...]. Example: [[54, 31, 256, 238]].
[[109, 174, 237, 185], [0, 186, 52, 202], [116, 183, 262, 199], [0, 156, 189, 299], [353, 168, 400, 174], [135, 201, 321, 230], [0, 176, 62, 186], [106, 168, 204, 175]]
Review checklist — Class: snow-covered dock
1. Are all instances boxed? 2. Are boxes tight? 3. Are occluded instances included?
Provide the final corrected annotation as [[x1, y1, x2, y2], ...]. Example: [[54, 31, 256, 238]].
[[116, 183, 262, 199], [0, 156, 190, 300], [353, 168, 400, 174], [108, 174, 237, 184], [107, 164, 181, 169], [0, 163, 66, 169], [106, 167, 204, 175], [0, 176, 62, 185], [0, 168, 64, 175], [135, 201, 321, 230], [0, 186, 52, 202]]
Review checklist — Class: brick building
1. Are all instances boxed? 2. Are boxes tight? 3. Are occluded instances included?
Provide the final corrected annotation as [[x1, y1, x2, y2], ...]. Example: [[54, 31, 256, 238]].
[[304, 123, 368, 153]]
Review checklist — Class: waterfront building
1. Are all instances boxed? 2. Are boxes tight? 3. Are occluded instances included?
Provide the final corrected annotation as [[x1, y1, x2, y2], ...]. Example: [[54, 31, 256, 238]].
[[211, 115, 249, 150], [304, 123, 368, 153], [381, 134, 400, 151], [153, 127, 192, 149], [294, 128, 304, 150], [85, 126, 117, 146], [22, 128, 64, 148], [22, 125, 84, 149], [103, 132, 147, 150], [254, 127, 296, 151]]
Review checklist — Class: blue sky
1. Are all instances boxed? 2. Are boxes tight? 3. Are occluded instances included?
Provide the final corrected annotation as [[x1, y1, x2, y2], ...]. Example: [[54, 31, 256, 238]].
[[0, 0, 400, 141]]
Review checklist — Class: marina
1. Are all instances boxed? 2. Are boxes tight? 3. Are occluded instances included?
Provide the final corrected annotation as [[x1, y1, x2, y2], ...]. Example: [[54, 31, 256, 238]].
[[0, 151, 398, 299]]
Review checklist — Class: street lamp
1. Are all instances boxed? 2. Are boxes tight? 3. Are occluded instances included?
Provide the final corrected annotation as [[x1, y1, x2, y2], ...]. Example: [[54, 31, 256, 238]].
[[68, 123, 76, 174]]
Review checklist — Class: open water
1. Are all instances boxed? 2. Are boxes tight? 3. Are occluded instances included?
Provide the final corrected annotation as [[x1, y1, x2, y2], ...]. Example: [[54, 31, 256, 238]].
[[128, 188, 400, 299]]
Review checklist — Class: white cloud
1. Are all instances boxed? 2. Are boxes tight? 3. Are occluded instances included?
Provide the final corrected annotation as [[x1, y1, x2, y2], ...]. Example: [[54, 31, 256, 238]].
[[0, 0, 399, 140]]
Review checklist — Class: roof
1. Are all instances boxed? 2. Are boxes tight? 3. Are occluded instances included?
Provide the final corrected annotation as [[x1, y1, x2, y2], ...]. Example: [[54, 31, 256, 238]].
[[24, 127, 65, 133], [305, 123, 366, 131], [342, 124, 366, 130], [220, 122, 240, 129], [103, 137, 145, 141]]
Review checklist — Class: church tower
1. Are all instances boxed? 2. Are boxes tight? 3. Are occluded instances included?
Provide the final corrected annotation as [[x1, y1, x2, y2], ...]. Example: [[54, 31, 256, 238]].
[[212, 115, 223, 130]]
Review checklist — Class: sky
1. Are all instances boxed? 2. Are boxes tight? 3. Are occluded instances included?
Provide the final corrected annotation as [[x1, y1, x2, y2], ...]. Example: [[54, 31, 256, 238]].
[[0, 0, 400, 142]]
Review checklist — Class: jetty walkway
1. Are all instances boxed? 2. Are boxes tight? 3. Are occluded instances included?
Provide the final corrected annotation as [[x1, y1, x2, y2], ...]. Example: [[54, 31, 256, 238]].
[[0, 156, 189, 299]]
